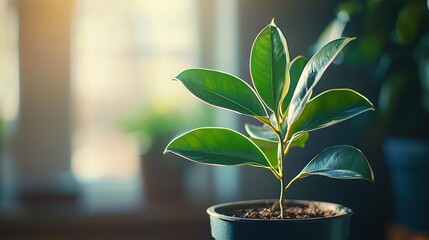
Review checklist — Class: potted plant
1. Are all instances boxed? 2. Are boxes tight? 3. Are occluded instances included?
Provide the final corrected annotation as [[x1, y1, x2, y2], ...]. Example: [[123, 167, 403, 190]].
[[318, 0, 429, 232], [164, 19, 374, 240]]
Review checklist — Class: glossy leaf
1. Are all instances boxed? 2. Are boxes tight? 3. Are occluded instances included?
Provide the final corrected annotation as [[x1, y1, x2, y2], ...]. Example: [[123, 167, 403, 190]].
[[298, 145, 374, 182], [175, 69, 267, 117], [287, 132, 309, 148], [291, 89, 374, 135], [255, 116, 272, 125], [287, 38, 355, 125], [282, 56, 308, 113], [164, 127, 272, 168], [250, 138, 278, 169], [245, 124, 278, 142], [250, 20, 290, 112]]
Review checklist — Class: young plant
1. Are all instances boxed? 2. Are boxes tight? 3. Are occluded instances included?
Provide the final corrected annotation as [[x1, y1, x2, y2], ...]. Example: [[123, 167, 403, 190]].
[[164, 20, 374, 219]]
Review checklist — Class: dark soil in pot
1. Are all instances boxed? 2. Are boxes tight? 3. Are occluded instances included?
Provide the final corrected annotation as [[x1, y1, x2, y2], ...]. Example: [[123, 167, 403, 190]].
[[232, 200, 338, 220], [207, 199, 352, 240]]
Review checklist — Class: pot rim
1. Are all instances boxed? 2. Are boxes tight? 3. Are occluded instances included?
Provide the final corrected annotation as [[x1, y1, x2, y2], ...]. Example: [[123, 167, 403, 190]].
[[207, 199, 353, 222]]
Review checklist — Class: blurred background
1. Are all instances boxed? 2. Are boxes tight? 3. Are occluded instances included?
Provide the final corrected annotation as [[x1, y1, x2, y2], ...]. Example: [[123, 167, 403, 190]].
[[0, 0, 428, 239]]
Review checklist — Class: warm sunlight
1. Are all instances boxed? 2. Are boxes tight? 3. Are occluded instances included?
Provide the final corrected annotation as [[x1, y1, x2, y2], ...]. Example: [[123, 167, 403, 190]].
[[71, 0, 199, 182], [0, 0, 19, 123]]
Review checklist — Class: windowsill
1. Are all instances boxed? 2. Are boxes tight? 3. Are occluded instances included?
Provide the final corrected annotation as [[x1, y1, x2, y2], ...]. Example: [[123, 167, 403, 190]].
[[0, 180, 212, 239]]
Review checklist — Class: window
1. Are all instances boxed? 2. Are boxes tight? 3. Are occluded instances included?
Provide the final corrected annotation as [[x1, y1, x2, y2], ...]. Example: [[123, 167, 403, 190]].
[[71, 0, 201, 210], [0, 0, 19, 124], [0, 0, 19, 207]]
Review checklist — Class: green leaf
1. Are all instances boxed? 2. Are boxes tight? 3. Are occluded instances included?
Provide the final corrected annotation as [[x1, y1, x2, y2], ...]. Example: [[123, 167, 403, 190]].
[[164, 127, 271, 168], [250, 138, 278, 169], [287, 132, 309, 148], [175, 69, 267, 117], [291, 89, 374, 135], [254, 116, 272, 125], [298, 145, 374, 182], [287, 38, 355, 125], [250, 20, 290, 112], [282, 56, 308, 113], [245, 124, 278, 142]]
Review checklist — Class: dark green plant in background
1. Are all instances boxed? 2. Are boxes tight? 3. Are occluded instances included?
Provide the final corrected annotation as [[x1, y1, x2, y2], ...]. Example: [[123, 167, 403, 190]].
[[164, 20, 374, 218], [121, 104, 212, 154], [316, 0, 429, 138]]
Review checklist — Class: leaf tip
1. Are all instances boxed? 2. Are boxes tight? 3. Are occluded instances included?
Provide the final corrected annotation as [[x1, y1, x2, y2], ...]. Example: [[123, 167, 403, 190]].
[[365, 175, 375, 183], [270, 18, 276, 26], [163, 143, 173, 154], [369, 167, 375, 183], [162, 148, 169, 155], [367, 99, 375, 111]]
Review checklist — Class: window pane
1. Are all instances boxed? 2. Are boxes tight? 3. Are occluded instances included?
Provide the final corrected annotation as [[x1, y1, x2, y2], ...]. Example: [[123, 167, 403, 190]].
[[71, 0, 200, 209], [0, 0, 19, 123], [0, 0, 19, 207]]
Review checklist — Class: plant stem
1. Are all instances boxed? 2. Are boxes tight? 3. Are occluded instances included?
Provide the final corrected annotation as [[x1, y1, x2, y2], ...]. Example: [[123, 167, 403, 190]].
[[270, 167, 282, 180], [278, 123, 294, 219], [278, 135, 287, 219], [276, 114, 286, 219], [279, 169, 285, 218]]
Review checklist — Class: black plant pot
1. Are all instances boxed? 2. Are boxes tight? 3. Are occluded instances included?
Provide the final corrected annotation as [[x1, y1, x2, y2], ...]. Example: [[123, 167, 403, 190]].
[[384, 137, 429, 232], [207, 199, 353, 240]]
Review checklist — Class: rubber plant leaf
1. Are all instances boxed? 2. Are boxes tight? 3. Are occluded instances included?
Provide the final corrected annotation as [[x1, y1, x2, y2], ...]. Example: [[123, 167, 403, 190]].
[[245, 123, 278, 142], [250, 138, 278, 169], [291, 89, 374, 135], [288, 38, 355, 125], [175, 69, 267, 117], [250, 19, 290, 112], [282, 56, 308, 113], [286, 132, 309, 149], [297, 145, 374, 182], [164, 127, 272, 168]]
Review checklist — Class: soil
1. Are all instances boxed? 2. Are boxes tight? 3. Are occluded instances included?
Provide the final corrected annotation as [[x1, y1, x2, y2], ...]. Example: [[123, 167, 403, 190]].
[[232, 201, 339, 220]]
